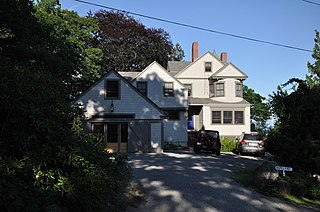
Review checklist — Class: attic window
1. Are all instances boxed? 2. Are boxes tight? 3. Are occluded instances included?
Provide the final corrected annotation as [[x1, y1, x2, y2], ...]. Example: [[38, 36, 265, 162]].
[[205, 62, 212, 72], [105, 80, 120, 99], [164, 82, 174, 97]]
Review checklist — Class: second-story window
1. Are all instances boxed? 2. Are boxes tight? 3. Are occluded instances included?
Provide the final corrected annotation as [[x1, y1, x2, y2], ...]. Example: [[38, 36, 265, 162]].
[[236, 82, 243, 97], [137, 81, 148, 97], [216, 83, 224, 97], [164, 82, 174, 97], [205, 62, 212, 72], [209, 81, 215, 97], [105, 80, 120, 99]]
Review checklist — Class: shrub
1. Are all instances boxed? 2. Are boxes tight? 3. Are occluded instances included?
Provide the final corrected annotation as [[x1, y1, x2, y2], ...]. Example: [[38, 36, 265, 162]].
[[221, 138, 238, 152]]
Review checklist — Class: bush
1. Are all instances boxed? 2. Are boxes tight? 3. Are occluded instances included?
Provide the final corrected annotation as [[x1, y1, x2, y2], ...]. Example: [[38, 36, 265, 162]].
[[221, 138, 238, 152]]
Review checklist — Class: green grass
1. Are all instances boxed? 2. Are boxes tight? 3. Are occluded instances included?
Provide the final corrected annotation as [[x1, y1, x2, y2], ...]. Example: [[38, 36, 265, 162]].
[[231, 170, 320, 209]]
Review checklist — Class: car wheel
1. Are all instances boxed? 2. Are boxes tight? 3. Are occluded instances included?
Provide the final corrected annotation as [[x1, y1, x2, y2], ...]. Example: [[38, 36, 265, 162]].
[[194, 148, 200, 154], [216, 150, 220, 156]]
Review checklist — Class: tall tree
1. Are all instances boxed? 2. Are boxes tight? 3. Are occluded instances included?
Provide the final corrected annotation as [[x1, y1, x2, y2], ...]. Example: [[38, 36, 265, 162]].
[[267, 31, 320, 174], [243, 85, 271, 133], [35, 0, 103, 98], [93, 10, 174, 73], [170, 43, 185, 61]]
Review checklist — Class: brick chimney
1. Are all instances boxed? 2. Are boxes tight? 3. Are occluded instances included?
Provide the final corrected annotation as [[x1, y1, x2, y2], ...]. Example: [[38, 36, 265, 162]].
[[220, 52, 227, 62], [192, 42, 198, 62]]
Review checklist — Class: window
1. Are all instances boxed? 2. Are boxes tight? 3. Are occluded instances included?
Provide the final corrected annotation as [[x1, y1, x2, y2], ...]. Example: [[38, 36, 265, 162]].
[[236, 83, 243, 97], [165, 111, 180, 120], [137, 81, 147, 96], [223, 111, 233, 124], [209, 81, 215, 97], [105, 80, 120, 99], [164, 82, 174, 97], [205, 62, 212, 72], [212, 111, 221, 124], [184, 84, 192, 96], [216, 83, 224, 97], [235, 111, 244, 124]]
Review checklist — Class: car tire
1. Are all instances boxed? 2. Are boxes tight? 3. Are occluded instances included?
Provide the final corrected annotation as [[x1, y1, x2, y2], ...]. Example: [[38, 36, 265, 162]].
[[216, 150, 220, 156]]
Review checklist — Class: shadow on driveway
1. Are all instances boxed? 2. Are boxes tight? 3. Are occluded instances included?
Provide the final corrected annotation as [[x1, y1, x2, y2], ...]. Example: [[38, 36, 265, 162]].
[[127, 151, 317, 212]]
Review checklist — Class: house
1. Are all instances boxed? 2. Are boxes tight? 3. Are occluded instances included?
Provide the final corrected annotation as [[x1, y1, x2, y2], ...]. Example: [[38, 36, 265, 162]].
[[129, 61, 188, 145], [168, 42, 251, 138], [74, 42, 250, 153], [73, 70, 167, 153]]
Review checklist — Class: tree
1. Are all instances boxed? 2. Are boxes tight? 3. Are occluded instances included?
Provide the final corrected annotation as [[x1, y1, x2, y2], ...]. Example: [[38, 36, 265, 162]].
[[267, 32, 320, 174], [0, 1, 126, 210], [243, 85, 271, 133], [170, 43, 185, 61], [35, 0, 103, 98], [93, 10, 174, 73]]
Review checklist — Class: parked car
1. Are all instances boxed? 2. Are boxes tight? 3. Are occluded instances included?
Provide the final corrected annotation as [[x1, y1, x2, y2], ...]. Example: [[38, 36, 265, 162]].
[[236, 132, 265, 156], [194, 130, 221, 155]]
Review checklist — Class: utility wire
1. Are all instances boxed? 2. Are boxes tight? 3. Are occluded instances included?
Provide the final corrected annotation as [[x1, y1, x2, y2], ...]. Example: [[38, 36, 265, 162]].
[[302, 0, 320, 6], [75, 0, 312, 53]]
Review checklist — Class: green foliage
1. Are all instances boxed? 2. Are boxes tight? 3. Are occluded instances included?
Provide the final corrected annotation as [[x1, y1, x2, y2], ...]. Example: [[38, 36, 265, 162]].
[[267, 32, 320, 175], [288, 173, 320, 199], [170, 43, 185, 61], [220, 138, 238, 152], [243, 85, 271, 133], [0, 1, 128, 211]]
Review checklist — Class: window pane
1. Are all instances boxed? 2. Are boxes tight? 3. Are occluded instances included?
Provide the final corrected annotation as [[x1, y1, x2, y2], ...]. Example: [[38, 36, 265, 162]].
[[137, 82, 147, 96], [164, 82, 174, 96], [216, 83, 224, 97], [92, 123, 104, 134], [106, 80, 119, 98], [235, 111, 244, 124], [121, 123, 128, 143], [223, 111, 233, 124], [205, 62, 212, 72], [209, 82, 215, 97], [107, 124, 118, 143], [212, 111, 221, 124], [236, 83, 242, 97]]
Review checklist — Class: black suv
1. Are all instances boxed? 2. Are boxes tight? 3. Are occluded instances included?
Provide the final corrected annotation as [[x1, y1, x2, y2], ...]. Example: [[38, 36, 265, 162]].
[[194, 130, 221, 155]]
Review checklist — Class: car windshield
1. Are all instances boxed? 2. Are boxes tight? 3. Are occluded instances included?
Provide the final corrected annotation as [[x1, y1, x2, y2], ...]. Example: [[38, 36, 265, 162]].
[[206, 131, 218, 138], [243, 134, 262, 140]]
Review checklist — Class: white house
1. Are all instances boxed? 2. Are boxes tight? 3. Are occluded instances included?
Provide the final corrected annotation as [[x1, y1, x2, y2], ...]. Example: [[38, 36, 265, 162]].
[[73, 70, 166, 153], [74, 42, 251, 153], [129, 61, 189, 146], [168, 42, 251, 138]]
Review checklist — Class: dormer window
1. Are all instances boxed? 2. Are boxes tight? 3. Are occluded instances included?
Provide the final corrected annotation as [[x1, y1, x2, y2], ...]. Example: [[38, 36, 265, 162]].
[[205, 62, 212, 72]]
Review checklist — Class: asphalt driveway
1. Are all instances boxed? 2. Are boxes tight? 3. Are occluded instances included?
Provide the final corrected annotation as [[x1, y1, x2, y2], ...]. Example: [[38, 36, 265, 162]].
[[127, 151, 317, 212]]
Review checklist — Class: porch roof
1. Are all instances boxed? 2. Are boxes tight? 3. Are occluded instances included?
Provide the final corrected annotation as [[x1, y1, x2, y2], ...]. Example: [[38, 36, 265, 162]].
[[189, 97, 250, 106]]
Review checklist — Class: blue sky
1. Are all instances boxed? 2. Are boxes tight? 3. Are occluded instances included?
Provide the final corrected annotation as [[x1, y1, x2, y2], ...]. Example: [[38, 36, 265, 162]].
[[60, 0, 319, 97]]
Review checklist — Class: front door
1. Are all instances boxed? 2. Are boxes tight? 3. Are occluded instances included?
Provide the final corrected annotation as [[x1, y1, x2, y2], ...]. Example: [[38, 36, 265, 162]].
[[106, 123, 128, 153], [92, 122, 128, 153]]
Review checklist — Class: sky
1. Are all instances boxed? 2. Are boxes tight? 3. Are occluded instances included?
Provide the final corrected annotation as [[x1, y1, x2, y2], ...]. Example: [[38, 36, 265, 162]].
[[59, 0, 320, 97]]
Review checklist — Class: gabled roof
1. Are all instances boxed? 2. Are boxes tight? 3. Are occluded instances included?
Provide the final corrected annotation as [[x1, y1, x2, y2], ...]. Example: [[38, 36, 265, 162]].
[[118, 71, 140, 82], [132, 61, 187, 89], [167, 61, 191, 76], [210, 63, 248, 79], [73, 70, 166, 117], [174, 51, 224, 78]]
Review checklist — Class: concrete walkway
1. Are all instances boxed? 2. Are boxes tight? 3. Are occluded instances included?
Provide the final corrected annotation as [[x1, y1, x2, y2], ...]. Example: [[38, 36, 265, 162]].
[[127, 151, 317, 212]]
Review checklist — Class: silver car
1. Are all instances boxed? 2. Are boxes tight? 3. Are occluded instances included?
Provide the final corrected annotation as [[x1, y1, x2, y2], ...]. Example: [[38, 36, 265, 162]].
[[236, 132, 265, 156]]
